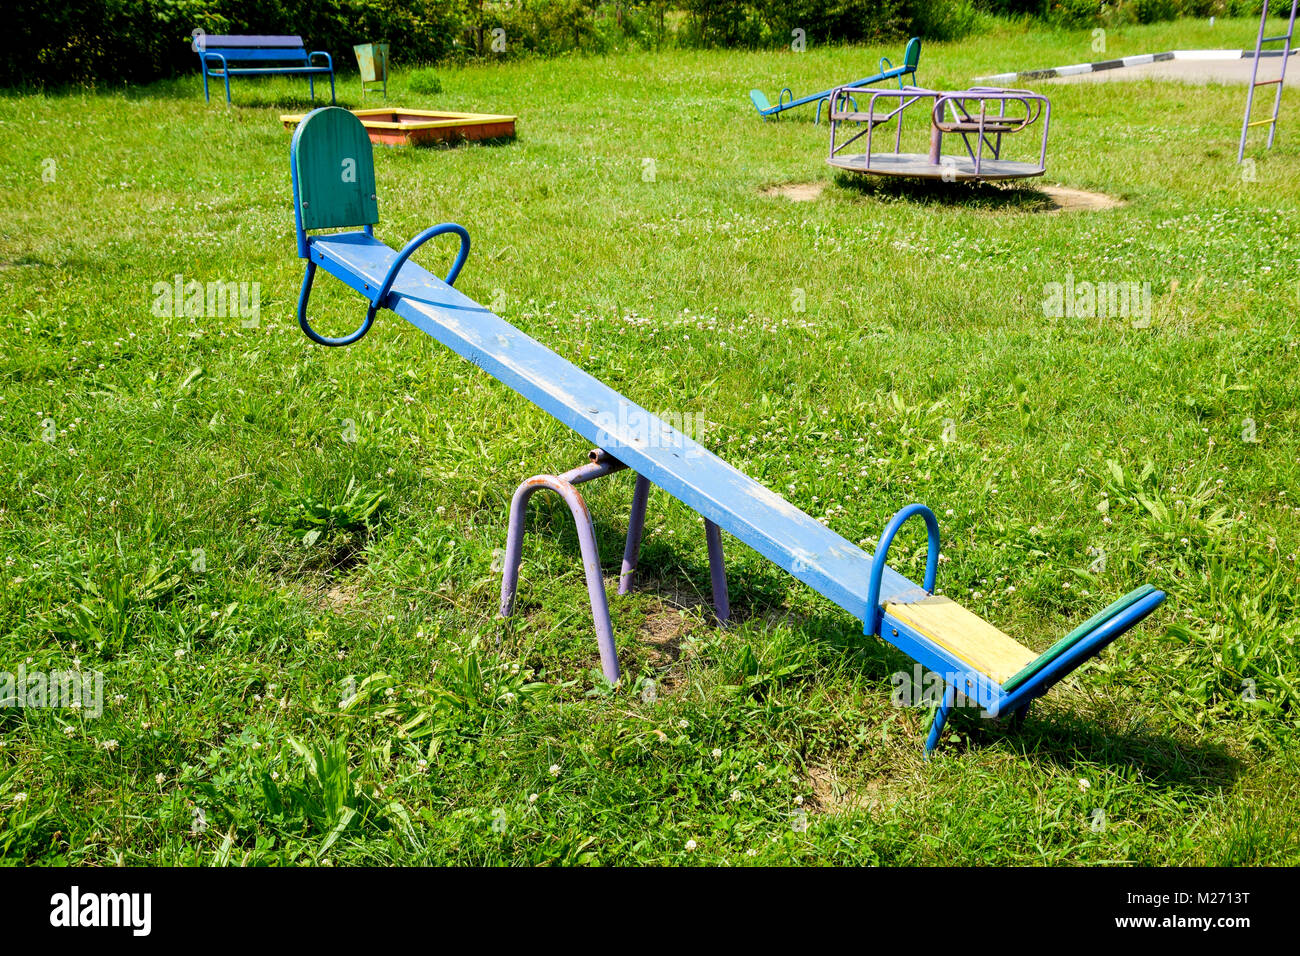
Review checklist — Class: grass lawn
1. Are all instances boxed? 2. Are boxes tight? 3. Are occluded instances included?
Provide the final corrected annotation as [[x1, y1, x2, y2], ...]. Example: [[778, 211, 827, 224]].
[[2, 16, 1299, 865]]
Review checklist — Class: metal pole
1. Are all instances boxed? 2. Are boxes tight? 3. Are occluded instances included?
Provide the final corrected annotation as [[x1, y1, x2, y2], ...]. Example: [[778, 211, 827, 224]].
[[498, 454, 625, 684], [704, 519, 730, 622], [1240, 0, 1271, 162], [619, 474, 651, 595], [1267, 0, 1299, 148]]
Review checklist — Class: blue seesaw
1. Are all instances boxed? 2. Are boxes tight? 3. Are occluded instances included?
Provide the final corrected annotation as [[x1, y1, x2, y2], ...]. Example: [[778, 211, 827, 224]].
[[750, 37, 921, 122], [290, 107, 1165, 756]]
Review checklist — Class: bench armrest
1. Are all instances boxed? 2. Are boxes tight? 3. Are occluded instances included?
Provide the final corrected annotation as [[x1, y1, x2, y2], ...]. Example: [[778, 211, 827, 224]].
[[309, 51, 333, 71], [201, 51, 228, 72]]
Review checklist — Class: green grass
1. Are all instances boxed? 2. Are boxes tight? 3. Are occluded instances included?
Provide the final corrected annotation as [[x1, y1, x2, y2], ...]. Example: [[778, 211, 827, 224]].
[[2, 17, 1299, 865]]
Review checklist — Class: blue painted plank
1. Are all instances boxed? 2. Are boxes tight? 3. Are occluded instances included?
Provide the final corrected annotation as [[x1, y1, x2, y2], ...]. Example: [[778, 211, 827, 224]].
[[310, 233, 918, 622], [200, 35, 305, 48], [204, 50, 312, 63], [218, 66, 329, 75]]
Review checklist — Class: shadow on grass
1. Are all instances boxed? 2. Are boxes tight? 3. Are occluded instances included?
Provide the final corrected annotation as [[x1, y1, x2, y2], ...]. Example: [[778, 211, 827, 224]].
[[508, 496, 1238, 788], [1007, 712, 1241, 791], [101, 75, 359, 110], [832, 171, 1057, 213], [225, 94, 358, 111]]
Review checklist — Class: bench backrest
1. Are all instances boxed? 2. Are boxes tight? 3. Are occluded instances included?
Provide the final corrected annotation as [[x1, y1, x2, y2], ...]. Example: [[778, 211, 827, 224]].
[[291, 107, 379, 234], [196, 35, 310, 64]]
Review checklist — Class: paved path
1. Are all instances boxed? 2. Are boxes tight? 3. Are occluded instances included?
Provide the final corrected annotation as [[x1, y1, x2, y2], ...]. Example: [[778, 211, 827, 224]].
[[1048, 57, 1299, 87]]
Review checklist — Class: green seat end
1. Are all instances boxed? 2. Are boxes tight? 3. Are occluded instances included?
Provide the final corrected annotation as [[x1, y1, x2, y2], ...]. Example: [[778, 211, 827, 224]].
[[1001, 584, 1158, 693]]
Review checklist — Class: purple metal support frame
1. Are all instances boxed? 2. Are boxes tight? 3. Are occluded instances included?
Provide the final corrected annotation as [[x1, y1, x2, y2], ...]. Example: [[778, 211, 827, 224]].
[[619, 474, 651, 596], [498, 449, 731, 684]]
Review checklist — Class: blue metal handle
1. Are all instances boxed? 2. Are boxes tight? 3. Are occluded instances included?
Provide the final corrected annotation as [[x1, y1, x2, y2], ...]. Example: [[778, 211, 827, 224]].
[[865, 503, 940, 637], [371, 222, 470, 312], [297, 223, 470, 349], [298, 259, 373, 347]]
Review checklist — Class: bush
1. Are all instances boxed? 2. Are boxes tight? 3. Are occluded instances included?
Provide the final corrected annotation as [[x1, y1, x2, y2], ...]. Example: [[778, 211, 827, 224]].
[[907, 0, 994, 41], [0, 0, 470, 88], [0, 0, 1273, 88], [406, 66, 443, 94]]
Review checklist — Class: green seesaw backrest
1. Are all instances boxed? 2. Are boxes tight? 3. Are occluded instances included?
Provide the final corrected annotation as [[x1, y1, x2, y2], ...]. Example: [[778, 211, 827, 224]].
[[292, 107, 380, 231], [904, 37, 921, 70]]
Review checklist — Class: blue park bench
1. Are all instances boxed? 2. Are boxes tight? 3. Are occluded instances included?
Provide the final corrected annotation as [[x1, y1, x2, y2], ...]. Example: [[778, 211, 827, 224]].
[[288, 107, 1166, 757], [195, 34, 334, 104]]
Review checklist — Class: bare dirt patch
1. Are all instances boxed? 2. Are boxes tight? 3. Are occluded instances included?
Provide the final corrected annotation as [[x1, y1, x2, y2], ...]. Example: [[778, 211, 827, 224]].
[[807, 766, 909, 815], [1041, 185, 1124, 212], [761, 182, 826, 202], [638, 608, 692, 667], [319, 582, 362, 611]]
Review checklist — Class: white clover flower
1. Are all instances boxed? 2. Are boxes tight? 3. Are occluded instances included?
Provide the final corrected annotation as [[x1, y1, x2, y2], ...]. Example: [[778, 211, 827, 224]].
[[685, 839, 697, 852], [548, 764, 561, 777]]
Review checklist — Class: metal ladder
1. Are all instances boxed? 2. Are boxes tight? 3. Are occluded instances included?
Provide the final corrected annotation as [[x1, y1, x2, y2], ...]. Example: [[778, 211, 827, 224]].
[[1239, 0, 1299, 162]]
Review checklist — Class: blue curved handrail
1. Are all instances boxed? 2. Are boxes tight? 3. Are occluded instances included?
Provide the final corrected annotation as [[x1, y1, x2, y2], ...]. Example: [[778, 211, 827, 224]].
[[297, 223, 470, 348], [297, 259, 371, 347], [865, 503, 940, 637], [371, 223, 470, 315]]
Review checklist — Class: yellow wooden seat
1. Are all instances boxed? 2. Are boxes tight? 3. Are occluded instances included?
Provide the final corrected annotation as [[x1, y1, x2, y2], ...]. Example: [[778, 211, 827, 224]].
[[884, 595, 1036, 685]]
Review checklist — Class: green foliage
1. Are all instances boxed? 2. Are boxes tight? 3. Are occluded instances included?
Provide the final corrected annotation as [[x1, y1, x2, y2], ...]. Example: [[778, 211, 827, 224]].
[[3, 0, 1267, 87], [0, 0, 468, 87], [1045, 0, 1263, 27], [406, 66, 443, 94]]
